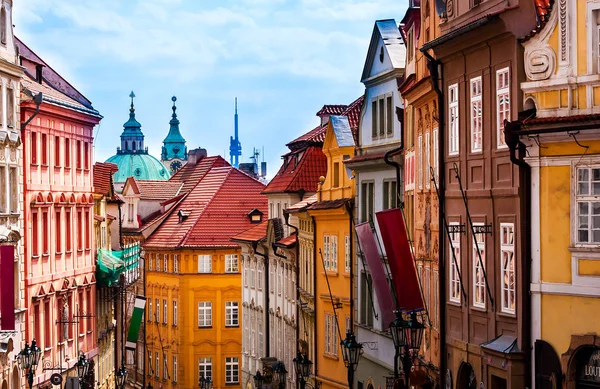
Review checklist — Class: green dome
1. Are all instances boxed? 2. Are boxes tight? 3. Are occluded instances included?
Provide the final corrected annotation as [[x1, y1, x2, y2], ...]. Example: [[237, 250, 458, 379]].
[[106, 153, 171, 182]]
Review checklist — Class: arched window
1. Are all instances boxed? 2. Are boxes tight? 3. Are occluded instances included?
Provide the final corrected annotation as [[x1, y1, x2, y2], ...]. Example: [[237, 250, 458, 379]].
[[132, 141, 137, 151], [1, 7, 7, 45]]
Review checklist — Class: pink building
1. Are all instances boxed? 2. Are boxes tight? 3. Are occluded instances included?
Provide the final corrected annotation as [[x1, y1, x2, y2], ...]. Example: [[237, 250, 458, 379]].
[[17, 38, 102, 388]]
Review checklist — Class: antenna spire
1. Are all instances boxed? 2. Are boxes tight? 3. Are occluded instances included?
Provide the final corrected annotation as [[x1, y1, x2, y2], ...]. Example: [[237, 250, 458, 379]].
[[229, 97, 242, 168]]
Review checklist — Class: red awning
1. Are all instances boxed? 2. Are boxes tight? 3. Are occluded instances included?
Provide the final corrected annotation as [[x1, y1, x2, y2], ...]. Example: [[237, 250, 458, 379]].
[[0, 245, 15, 330], [376, 208, 424, 312], [355, 222, 396, 329]]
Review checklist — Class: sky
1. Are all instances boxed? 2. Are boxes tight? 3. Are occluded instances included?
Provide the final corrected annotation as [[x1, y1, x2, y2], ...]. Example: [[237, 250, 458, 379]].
[[15, 0, 408, 178]]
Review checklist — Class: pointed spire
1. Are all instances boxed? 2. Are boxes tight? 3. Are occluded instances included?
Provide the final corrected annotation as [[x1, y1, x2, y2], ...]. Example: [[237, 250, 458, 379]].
[[162, 95, 187, 161], [170, 96, 179, 125], [129, 90, 136, 113], [122, 90, 142, 133]]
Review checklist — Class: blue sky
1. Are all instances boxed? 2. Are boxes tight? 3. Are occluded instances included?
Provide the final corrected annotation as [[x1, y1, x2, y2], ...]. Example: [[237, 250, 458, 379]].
[[15, 0, 408, 177]]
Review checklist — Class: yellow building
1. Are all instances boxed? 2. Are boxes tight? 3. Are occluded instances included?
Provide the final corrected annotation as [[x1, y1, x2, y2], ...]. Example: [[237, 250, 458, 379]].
[[308, 116, 356, 389], [143, 157, 267, 389], [507, 1, 600, 387]]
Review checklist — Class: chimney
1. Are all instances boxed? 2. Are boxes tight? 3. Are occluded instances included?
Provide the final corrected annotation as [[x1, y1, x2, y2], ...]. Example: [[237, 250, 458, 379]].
[[187, 147, 207, 166]]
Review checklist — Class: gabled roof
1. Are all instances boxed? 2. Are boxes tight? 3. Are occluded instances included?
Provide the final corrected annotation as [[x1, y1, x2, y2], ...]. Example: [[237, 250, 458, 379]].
[[287, 124, 327, 149], [316, 105, 347, 116], [231, 220, 268, 243], [144, 166, 267, 249], [169, 155, 230, 194], [287, 194, 318, 213], [329, 116, 355, 147], [93, 162, 119, 197], [134, 180, 183, 201], [361, 19, 405, 82], [262, 146, 327, 194]]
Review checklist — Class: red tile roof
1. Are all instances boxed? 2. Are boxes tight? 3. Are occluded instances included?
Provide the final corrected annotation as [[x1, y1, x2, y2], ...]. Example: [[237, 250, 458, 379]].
[[134, 180, 183, 201], [262, 146, 327, 194], [287, 124, 327, 148], [522, 0, 553, 41], [231, 221, 268, 243], [345, 150, 388, 164], [316, 105, 347, 116], [275, 234, 297, 248], [144, 166, 268, 249], [343, 95, 365, 132], [287, 194, 318, 213], [307, 198, 352, 211], [93, 162, 118, 197], [523, 113, 600, 126], [169, 155, 230, 194]]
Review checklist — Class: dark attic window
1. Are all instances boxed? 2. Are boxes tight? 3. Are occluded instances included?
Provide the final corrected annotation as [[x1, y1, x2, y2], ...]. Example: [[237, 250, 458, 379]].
[[177, 209, 190, 224], [247, 208, 263, 224]]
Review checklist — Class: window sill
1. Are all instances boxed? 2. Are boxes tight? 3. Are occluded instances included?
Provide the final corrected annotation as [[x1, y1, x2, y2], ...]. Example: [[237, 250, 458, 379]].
[[55, 165, 62, 169], [85, 248, 91, 252], [497, 310, 516, 319], [42, 253, 49, 258], [198, 326, 213, 329], [225, 325, 240, 328], [87, 330, 93, 334], [470, 305, 487, 313], [32, 255, 40, 259], [569, 246, 600, 253], [172, 325, 177, 328], [55, 252, 63, 255], [77, 249, 83, 253], [41, 164, 49, 168], [226, 383, 240, 386], [65, 250, 72, 254], [323, 354, 339, 361], [79, 334, 85, 338], [44, 347, 52, 352], [323, 271, 339, 277], [447, 300, 461, 307]]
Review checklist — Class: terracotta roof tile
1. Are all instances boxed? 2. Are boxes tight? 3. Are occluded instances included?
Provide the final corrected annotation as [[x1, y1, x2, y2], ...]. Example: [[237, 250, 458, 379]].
[[144, 166, 268, 249], [262, 146, 327, 194], [307, 198, 352, 211], [93, 162, 118, 197], [231, 221, 268, 243], [345, 150, 388, 164], [523, 113, 600, 126], [316, 105, 347, 116], [287, 194, 318, 213], [343, 95, 365, 132], [169, 155, 230, 194], [134, 180, 183, 201], [275, 234, 297, 248], [287, 124, 327, 148]]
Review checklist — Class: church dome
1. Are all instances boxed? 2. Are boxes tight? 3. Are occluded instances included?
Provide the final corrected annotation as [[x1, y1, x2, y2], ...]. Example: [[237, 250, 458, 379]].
[[106, 91, 172, 183], [106, 153, 170, 182]]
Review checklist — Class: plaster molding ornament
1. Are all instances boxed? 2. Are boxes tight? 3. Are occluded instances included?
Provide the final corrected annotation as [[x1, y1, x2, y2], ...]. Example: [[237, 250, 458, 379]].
[[523, 0, 558, 81], [559, 0, 567, 62], [446, 0, 453, 17]]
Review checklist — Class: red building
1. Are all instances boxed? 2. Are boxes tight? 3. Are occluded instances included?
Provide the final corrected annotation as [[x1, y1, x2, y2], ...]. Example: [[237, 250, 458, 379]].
[[17, 38, 102, 388]]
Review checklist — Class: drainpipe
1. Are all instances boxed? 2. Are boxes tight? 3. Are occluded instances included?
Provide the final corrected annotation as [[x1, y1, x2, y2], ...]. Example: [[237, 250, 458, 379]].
[[311, 215, 318, 380], [283, 210, 300, 360], [422, 49, 446, 389], [505, 120, 532, 389], [343, 201, 355, 333], [253, 241, 270, 358]]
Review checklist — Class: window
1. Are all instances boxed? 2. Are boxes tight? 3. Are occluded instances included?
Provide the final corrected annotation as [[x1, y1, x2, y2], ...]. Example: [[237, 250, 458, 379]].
[[172, 356, 177, 383], [470, 77, 483, 152], [361, 182, 374, 222], [44, 300, 51, 348], [31, 132, 37, 165], [32, 211, 38, 256], [55, 136, 60, 167], [65, 209, 71, 251], [148, 299, 152, 321], [84, 142, 89, 169], [424, 266, 431, 322], [41, 134, 48, 165], [333, 162, 340, 188], [277, 266, 283, 295], [448, 83, 459, 155], [55, 211, 61, 253], [473, 224, 486, 308], [379, 99, 385, 137], [449, 222, 461, 303], [258, 263, 263, 290], [128, 203, 133, 223], [148, 254, 153, 271], [76, 140, 82, 169], [250, 261, 256, 288], [65, 138, 70, 167], [433, 270, 439, 329], [577, 167, 600, 244], [156, 255, 161, 272], [173, 254, 178, 273], [148, 352, 153, 376], [371, 101, 377, 138], [155, 299, 160, 323], [324, 313, 338, 356], [383, 180, 398, 210], [386, 96, 393, 135], [0, 7, 5, 45], [163, 300, 167, 324], [173, 300, 178, 326], [85, 210, 90, 249], [496, 67, 510, 148], [198, 358, 212, 381], [372, 95, 394, 138], [359, 272, 374, 327], [323, 234, 338, 271], [344, 235, 351, 273], [225, 301, 239, 327], [163, 354, 168, 380], [433, 128, 439, 182], [6, 87, 12, 127], [42, 211, 48, 254], [163, 254, 168, 272], [198, 255, 212, 273], [500, 223, 515, 313], [155, 353, 159, 378], [197, 302, 212, 327], [425, 131, 431, 188], [77, 210, 82, 249], [225, 357, 239, 384], [225, 254, 239, 273], [418, 134, 423, 190]]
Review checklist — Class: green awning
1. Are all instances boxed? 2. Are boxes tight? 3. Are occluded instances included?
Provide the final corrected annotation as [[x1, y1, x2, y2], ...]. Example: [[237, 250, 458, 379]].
[[96, 249, 126, 287]]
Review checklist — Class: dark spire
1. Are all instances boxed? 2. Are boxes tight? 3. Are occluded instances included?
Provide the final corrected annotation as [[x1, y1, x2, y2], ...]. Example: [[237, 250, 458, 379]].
[[162, 95, 187, 161]]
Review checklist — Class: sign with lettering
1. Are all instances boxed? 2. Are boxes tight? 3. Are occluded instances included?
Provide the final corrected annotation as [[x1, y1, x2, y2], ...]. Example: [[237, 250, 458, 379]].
[[578, 348, 600, 384]]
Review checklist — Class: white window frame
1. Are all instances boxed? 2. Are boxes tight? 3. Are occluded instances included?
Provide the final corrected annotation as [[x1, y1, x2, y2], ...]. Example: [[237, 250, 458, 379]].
[[472, 223, 486, 308], [344, 235, 351, 273], [148, 299, 153, 321], [163, 254, 168, 272], [163, 354, 168, 380], [155, 299, 160, 323], [258, 263, 264, 290], [197, 302, 212, 327], [324, 313, 338, 356], [225, 357, 239, 384], [173, 356, 177, 383], [198, 358, 212, 381], [496, 67, 510, 149], [470, 77, 483, 153], [500, 223, 516, 314], [155, 352, 159, 378], [148, 253, 153, 271], [250, 261, 256, 288], [575, 166, 600, 245], [448, 83, 459, 156], [225, 301, 239, 327], [449, 222, 461, 303], [433, 269, 439, 329], [418, 133, 423, 190], [433, 127, 439, 183], [163, 299, 167, 324], [173, 300, 178, 326], [225, 254, 239, 273], [173, 254, 178, 273], [425, 131, 431, 188], [197, 255, 212, 273], [323, 234, 338, 271]]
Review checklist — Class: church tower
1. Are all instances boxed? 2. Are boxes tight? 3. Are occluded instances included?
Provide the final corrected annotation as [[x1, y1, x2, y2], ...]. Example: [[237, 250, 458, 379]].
[[161, 96, 187, 174]]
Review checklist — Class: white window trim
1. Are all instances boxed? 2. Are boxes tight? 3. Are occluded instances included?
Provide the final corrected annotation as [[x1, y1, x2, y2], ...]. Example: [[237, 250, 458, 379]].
[[472, 223, 486, 308], [198, 255, 212, 273], [198, 358, 212, 381], [344, 235, 351, 273], [433, 128, 439, 183], [470, 77, 483, 153], [225, 254, 239, 273], [500, 223, 516, 314], [173, 254, 178, 274], [197, 301, 212, 327], [574, 166, 600, 246], [163, 299, 167, 324], [448, 83, 459, 156], [225, 357, 239, 384], [449, 222, 461, 303], [418, 133, 423, 190], [425, 131, 431, 188], [173, 300, 178, 326], [173, 356, 178, 383], [225, 301, 239, 327], [163, 254, 168, 272], [496, 67, 510, 149]]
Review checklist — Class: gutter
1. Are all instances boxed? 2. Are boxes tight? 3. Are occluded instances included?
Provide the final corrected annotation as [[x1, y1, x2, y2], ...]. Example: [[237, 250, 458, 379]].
[[421, 48, 447, 389], [311, 215, 318, 381], [252, 241, 271, 358]]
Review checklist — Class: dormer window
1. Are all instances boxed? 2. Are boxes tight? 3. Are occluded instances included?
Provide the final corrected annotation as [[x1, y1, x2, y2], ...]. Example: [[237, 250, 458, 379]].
[[247, 209, 263, 224], [1, 7, 6, 45], [178, 209, 190, 224]]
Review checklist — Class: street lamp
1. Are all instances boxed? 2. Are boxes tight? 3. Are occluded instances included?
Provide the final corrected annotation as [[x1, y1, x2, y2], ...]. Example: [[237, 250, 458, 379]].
[[389, 311, 425, 387], [16, 339, 42, 389], [293, 351, 313, 389], [253, 371, 264, 388], [76, 353, 90, 388], [340, 331, 363, 389], [146, 384, 153, 389], [199, 374, 212, 389], [115, 366, 128, 389], [273, 362, 288, 389]]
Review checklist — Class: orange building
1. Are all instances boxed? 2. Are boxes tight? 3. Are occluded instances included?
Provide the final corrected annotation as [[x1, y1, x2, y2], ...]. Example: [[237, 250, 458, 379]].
[[143, 154, 267, 389]]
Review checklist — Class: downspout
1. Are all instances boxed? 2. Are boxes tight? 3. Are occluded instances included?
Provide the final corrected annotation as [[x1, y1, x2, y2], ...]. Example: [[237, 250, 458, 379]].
[[343, 201, 355, 333], [283, 210, 300, 360], [505, 120, 532, 389], [253, 241, 270, 358], [423, 49, 446, 389], [311, 215, 318, 379]]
